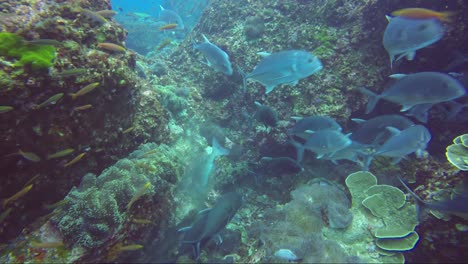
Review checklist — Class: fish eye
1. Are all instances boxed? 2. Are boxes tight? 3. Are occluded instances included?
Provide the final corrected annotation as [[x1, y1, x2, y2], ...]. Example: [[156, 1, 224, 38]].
[[417, 24, 428, 31]]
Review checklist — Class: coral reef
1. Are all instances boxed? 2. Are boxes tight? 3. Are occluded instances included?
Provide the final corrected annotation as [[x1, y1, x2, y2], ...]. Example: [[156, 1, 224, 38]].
[[445, 134, 468, 171]]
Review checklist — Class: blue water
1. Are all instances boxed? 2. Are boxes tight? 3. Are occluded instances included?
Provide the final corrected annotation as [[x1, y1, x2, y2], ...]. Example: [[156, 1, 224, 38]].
[[111, 0, 164, 17]]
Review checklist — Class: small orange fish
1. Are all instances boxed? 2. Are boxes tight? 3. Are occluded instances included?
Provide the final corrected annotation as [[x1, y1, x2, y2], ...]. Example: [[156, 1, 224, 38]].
[[158, 23, 178, 31], [97, 42, 126, 52], [391, 8, 455, 22], [2, 184, 33, 207], [122, 126, 134, 134], [63, 152, 86, 167]]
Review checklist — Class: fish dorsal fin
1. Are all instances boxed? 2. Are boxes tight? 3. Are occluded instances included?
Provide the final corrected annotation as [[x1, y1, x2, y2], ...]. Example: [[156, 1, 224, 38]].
[[386, 126, 401, 136], [254, 101, 262, 108], [201, 34, 210, 44], [351, 118, 366, 124], [389, 74, 407, 79], [290, 116, 303, 121], [160, 5, 165, 11], [304, 130, 315, 134], [257, 51, 271, 57], [385, 15, 393, 22], [400, 104, 414, 112], [316, 153, 324, 159]]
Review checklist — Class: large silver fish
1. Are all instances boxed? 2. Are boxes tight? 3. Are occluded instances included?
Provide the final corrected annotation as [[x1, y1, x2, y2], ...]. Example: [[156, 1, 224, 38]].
[[242, 50, 322, 94], [194, 34, 233, 75], [383, 16, 444, 66]]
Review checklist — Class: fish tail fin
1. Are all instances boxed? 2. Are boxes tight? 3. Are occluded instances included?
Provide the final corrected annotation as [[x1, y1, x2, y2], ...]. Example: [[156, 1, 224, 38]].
[[236, 65, 247, 93], [212, 137, 229, 156], [440, 11, 456, 22], [290, 139, 305, 163], [357, 87, 380, 114]]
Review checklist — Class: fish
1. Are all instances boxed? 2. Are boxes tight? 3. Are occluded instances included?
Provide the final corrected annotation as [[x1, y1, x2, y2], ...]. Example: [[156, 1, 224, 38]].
[[391, 8, 455, 23], [122, 126, 134, 134], [253, 101, 278, 127], [18, 150, 41, 162], [158, 23, 178, 31], [178, 192, 243, 260], [288, 115, 342, 140], [107, 243, 144, 262], [26, 39, 61, 46], [383, 16, 444, 66], [2, 184, 33, 207], [398, 176, 468, 220], [241, 50, 322, 94], [71, 104, 92, 115], [0, 208, 12, 224], [69, 82, 100, 100], [159, 5, 184, 30], [30, 241, 64, 248], [183, 137, 230, 192], [130, 218, 153, 225], [193, 34, 233, 75], [0, 106, 13, 113], [350, 115, 414, 145], [46, 148, 74, 160], [96, 10, 118, 18], [259, 156, 304, 174], [156, 38, 172, 51], [127, 182, 152, 210], [79, 8, 108, 25], [63, 152, 86, 167], [375, 125, 431, 163], [33, 93, 64, 109], [274, 249, 303, 262], [53, 68, 87, 78], [359, 72, 466, 114], [292, 129, 351, 162], [97, 42, 126, 53]]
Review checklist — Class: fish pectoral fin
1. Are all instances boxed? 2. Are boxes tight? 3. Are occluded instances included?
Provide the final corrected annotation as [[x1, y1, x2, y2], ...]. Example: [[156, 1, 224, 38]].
[[198, 208, 212, 215], [265, 85, 276, 94], [385, 126, 401, 136], [177, 226, 192, 233], [406, 51, 416, 61]]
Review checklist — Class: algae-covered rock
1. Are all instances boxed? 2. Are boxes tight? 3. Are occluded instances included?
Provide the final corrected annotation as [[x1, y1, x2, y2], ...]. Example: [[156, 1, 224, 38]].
[[446, 134, 468, 171]]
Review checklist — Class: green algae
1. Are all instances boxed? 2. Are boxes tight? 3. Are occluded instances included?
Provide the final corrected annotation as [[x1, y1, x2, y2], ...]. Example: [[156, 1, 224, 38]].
[[0, 32, 56, 70]]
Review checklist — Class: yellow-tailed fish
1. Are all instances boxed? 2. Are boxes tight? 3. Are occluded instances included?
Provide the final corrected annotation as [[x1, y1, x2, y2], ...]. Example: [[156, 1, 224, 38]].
[[122, 126, 134, 134], [142, 149, 158, 157], [96, 10, 118, 18], [97, 42, 126, 53], [2, 184, 33, 207], [63, 152, 86, 167], [107, 243, 143, 261], [0, 208, 12, 224], [118, 244, 144, 251], [30, 241, 64, 248], [71, 104, 92, 115], [26, 39, 62, 46], [53, 68, 87, 78], [47, 148, 74, 160], [127, 182, 152, 210], [33, 93, 64, 109], [43, 199, 69, 210], [24, 174, 41, 187], [0, 106, 14, 113], [155, 38, 172, 51], [158, 23, 178, 31], [69, 82, 100, 100], [18, 149, 41, 162]]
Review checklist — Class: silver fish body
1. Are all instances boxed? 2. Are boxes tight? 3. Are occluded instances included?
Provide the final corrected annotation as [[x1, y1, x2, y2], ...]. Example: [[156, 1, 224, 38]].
[[194, 34, 233, 75], [376, 125, 431, 159]]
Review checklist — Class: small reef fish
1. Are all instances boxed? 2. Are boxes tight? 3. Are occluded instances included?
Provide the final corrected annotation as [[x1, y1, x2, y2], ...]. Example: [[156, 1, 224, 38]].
[[33, 93, 64, 109], [71, 104, 92, 115], [253, 101, 278, 127], [107, 243, 144, 262], [375, 125, 431, 162], [47, 148, 74, 160], [178, 192, 242, 260], [0, 106, 13, 113], [18, 150, 41, 162], [241, 50, 322, 94], [127, 182, 152, 210], [122, 126, 134, 134], [53, 68, 87, 78], [26, 39, 61, 46], [69, 82, 100, 100], [79, 8, 108, 25], [155, 38, 172, 51], [288, 115, 342, 140], [383, 16, 444, 66], [130, 218, 152, 225], [359, 72, 466, 114], [0, 208, 12, 224], [159, 5, 184, 30], [274, 249, 303, 262], [194, 34, 233, 75], [30, 241, 64, 248], [96, 10, 118, 18], [158, 23, 178, 31], [2, 184, 33, 207], [391, 8, 455, 23], [63, 152, 86, 167], [43, 199, 69, 210], [97, 42, 126, 53]]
